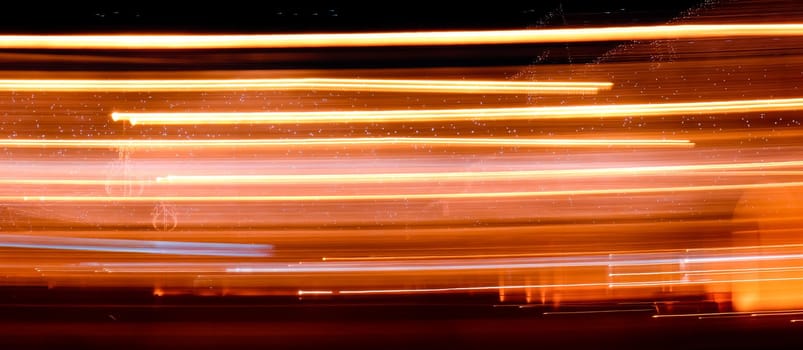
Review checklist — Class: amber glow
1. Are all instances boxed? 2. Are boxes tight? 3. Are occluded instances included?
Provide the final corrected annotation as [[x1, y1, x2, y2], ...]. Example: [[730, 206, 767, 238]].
[[4, 16, 803, 320]]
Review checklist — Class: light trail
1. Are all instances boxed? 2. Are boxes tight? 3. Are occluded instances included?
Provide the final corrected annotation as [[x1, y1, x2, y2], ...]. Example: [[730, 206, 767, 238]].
[[338, 277, 803, 295], [0, 179, 151, 185], [687, 243, 803, 252], [0, 78, 611, 94], [0, 234, 272, 257], [155, 160, 803, 185], [542, 309, 655, 315], [10, 181, 803, 202], [610, 266, 803, 277], [224, 253, 803, 274], [2, 24, 803, 49], [67, 249, 803, 275], [321, 247, 687, 262], [653, 310, 803, 319], [5, 9, 803, 315], [13, 156, 803, 188], [337, 283, 612, 295], [112, 97, 803, 125], [0, 137, 692, 149], [297, 290, 334, 296]]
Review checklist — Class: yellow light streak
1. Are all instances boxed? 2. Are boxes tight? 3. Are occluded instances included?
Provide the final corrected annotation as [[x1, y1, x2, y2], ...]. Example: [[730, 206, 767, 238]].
[[111, 97, 803, 125], [2, 24, 803, 49]]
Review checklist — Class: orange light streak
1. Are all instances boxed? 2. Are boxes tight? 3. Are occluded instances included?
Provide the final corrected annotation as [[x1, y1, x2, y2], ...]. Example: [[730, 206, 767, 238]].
[[0, 78, 611, 94], [297, 290, 334, 295], [653, 309, 803, 319], [338, 277, 803, 295], [12, 156, 803, 188], [0, 137, 691, 149], [321, 248, 683, 262], [156, 160, 803, 185], [2, 24, 803, 49], [10, 181, 803, 202], [7, 12, 803, 315], [112, 97, 803, 125], [610, 266, 803, 277], [0, 179, 150, 185]]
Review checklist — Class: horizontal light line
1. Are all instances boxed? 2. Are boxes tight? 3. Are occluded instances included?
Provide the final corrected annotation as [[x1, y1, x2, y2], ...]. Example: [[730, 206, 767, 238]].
[[693, 171, 803, 176], [0, 137, 692, 149], [0, 78, 611, 94], [322, 249, 680, 262], [73, 251, 803, 273], [0, 158, 796, 186], [0, 179, 150, 185], [0, 234, 271, 257], [338, 277, 803, 295], [610, 266, 803, 277], [751, 312, 803, 317], [112, 97, 803, 125], [338, 283, 610, 295], [11, 181, 803, 202], [156, 160, 803, 184], [297, 290, 333, 295], [323, 245, 803, 262], [2, 24, 803, 49], [543, 309, 655, 315], [685, 243, 803, 252], [654, 309, 803, 318], [226, 253, 803, 274]]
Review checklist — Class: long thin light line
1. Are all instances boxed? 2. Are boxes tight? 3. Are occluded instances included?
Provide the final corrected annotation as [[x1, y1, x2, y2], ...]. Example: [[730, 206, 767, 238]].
[[156, 160, 803, 185], [338, 277, 803, 295], [11, 181, 803, 202], [610, 266, 803, 277], [0, 78, 611, 94], [2, 24, 803, 49], [111, 97, 803, 125], [1, 159, 796, 187], [0, 234, 271, 257], [0, 137, 692, 149]]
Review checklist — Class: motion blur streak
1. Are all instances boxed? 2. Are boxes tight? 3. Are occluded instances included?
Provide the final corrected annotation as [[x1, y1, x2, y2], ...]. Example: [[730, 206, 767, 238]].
[[336, 277, 803, 295], [2, 24, 803, 49], [7, 2, 803, 332], [112, 97, 803, 125], [8, 181, 803, 202], [0, 78, 611, 94], [0, 137, 692, 148], [0, 234, 271, 257], [153, 159, 803, 185]]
